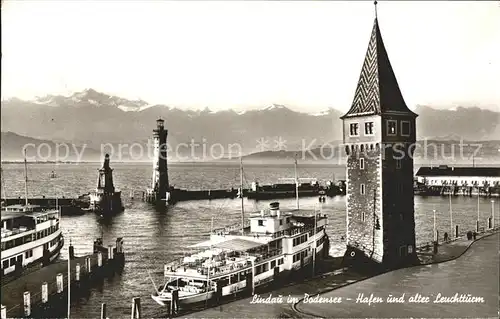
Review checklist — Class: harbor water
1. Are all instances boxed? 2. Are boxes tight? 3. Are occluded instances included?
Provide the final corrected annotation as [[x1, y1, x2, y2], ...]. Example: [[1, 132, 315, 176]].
[[2, 162, 499, 318]]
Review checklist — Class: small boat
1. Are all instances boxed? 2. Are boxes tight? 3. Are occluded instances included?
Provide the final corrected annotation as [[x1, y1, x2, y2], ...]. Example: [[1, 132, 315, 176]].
[[152, 278, 217, 306]]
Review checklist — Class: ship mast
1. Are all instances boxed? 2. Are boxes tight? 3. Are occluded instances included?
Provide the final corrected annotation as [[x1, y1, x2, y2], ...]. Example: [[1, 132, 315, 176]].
[[24, 149, 29, 206], [294, 154, 299, 210], [240, 157, 244, 235], [205, 217, 214, 307], [0, 167, 6, 200]]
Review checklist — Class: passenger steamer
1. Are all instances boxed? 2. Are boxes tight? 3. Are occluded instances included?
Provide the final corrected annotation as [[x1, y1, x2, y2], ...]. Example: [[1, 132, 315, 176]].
[[151, 202, 329, 307], [1, 205, 63, 276], [0, 156, 63, 276]]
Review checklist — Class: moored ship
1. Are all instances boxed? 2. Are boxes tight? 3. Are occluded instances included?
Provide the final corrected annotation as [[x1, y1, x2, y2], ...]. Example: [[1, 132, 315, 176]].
[[151, 201, 329, 307], [1, 153, 64, 277], [1, 204, 64, 276], [246, 180, 322, 199]]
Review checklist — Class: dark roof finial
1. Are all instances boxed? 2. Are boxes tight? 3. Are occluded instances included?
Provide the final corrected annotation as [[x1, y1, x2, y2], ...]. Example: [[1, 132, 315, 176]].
[[374, 1, 378, 19]]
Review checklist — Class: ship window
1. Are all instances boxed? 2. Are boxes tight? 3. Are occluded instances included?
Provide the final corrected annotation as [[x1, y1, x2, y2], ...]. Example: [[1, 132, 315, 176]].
[[360, 184, 366, 195], [349, 123, 359, 136], [365, 122, 374, 135], [2, 260, 8, 269], [278, 258, 284, 265], [359, 158, 365, 170], [387, 120, 397, 136], [25, 250, 33, 258], [286, 217, 290, 224], [9, 257, 16, 267], [401, 121, 411, 136], [271, 260, 276, 268], [14, 238, 23, 247], [279, 219, 283, 226], [239, 271, 247, 280], [230, 274, 238, 283], [258, 220, 264, 226]]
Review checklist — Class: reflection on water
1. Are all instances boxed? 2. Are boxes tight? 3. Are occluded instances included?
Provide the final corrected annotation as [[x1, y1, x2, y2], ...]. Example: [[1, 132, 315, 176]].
[[1, 163, 499, 318]]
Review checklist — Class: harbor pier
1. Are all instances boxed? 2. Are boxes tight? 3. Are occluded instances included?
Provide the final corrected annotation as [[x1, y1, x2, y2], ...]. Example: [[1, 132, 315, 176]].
[[0, 238, 125, 318], [415, 166, 500, 197], [0, 197, 90, 215]]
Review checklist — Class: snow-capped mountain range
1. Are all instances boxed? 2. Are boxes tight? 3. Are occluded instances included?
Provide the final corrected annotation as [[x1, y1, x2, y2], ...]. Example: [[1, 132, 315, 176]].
[[1, 89, 499, 155], [30, 89, 334, 116]]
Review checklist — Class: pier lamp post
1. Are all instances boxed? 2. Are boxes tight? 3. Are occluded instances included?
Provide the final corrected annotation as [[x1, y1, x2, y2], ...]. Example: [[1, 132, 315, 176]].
[[491, 200, 495, 229], [433, 210, 437, 242], [476, 188, 480, 233]]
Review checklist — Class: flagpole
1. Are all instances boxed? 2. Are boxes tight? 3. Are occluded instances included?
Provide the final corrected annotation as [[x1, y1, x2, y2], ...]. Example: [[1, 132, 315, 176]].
[[67, 239, 71, 319], [294, 154, 299, 210]]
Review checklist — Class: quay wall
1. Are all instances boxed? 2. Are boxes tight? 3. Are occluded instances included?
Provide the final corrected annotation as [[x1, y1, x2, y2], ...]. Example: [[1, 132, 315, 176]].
[[1, 239, 124, 318]]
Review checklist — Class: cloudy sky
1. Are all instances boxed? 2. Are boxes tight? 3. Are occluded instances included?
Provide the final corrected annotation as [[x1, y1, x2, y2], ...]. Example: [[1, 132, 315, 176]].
[[2, 1, 499, 112]]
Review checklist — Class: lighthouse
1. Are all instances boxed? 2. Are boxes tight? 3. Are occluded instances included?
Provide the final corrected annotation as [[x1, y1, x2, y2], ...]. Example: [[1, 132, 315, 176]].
[[89, 153, 124, 216], [146, 118, 170, 207]]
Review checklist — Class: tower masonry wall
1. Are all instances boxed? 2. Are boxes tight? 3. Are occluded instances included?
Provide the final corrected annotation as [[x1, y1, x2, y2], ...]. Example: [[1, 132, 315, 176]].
[[346, 146, 384, 262]]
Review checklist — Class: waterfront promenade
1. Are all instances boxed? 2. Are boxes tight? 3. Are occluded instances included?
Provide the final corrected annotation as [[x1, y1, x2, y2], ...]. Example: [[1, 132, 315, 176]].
[[295, 231, 500, 318], [186, 230, 499, 318]]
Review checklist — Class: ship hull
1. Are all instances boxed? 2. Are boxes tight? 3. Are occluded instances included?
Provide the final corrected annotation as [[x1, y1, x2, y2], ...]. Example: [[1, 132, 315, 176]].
[[246, 190, 319, 199], [1, 232, 64, 277], [152, 290, 216, 306]]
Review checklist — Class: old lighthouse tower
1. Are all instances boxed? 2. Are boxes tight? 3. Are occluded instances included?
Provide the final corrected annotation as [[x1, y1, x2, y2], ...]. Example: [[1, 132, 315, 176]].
[[341, 2, 419, 270]]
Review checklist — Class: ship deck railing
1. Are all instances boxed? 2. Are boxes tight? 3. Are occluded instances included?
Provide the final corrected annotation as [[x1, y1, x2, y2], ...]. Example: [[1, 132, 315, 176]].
[[212, 220, 251, 235], [212, 211, 326, 237], [213, 219, 325, 240], [1, 226, 34, 239], [164, 248, 284, 279]]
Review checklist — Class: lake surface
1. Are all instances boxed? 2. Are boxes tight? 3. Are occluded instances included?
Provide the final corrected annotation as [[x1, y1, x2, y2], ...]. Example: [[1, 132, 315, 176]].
[[1, 162, 499, 318]]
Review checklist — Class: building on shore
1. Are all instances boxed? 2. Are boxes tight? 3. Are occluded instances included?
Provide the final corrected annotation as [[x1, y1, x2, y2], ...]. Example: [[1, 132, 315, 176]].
[[415, 166, 500, 196], [340, 2, 419, 271], [145, 119, 170, 208]]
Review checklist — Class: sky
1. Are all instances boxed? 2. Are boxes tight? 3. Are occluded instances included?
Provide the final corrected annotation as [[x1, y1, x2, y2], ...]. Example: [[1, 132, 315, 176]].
[[2, 1, 499, 113]]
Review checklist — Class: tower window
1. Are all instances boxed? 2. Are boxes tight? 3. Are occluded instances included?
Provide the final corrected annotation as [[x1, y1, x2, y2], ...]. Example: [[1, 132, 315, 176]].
[[361, 212, 365, 222], [349, 123, 359, 136], [360, 184, 365, 195], [401, 121, 411, 136], [396, 159, 401, 169], [364, 122, 374, 135], [359, 158, 365, 169], [387, 120, 397, 136]]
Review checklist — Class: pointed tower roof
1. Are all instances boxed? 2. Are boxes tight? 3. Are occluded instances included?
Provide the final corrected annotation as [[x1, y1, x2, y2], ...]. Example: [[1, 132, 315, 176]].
[[341, 4, 417, 119]]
